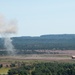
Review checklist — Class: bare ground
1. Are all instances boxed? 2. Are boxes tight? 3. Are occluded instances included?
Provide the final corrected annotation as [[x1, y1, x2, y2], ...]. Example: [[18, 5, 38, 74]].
[[0, 50, 75, 64]]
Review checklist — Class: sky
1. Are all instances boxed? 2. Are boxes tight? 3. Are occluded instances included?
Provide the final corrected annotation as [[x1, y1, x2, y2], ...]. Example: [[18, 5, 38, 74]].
[[0, 0, 75, 36]]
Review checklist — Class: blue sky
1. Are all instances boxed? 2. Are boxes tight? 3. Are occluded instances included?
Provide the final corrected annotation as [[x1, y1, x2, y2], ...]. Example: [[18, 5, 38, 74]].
[[0, 0, 75, 36]]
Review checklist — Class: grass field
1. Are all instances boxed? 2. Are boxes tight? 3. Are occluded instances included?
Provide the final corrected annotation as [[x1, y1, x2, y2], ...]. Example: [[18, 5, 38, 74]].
[[0, 68, 10, 74]]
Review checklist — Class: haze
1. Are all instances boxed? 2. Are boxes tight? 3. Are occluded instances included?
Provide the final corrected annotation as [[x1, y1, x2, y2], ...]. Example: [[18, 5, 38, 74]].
[[0, 0, 75, 36]]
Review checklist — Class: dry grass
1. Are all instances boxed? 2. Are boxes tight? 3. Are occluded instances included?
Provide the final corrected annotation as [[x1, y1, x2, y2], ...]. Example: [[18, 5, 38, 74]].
[[0, 67, 10, 74], [0, 50, 75, 64]]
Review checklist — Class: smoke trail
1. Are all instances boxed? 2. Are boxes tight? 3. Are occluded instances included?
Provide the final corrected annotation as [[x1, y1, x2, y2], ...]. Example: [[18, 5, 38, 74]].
[[4, 35, 16, 55], [0, 15, 17, 55]]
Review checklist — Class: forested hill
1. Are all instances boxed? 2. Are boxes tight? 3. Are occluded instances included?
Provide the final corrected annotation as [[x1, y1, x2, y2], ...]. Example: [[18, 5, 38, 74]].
[[1, 34, 75, 50], [40, 34, 75, 39], [12, 34, 75, 50]]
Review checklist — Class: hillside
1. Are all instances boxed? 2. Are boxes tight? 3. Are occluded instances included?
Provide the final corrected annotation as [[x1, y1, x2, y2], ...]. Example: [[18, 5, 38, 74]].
[[0, 34, 75, 54]]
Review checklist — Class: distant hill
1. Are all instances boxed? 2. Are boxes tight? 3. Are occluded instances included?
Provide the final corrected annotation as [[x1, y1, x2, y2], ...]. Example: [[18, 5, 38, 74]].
[[40, 34, 75, 39], [0, 34, 75, 54], [12, 34, 75, 50]]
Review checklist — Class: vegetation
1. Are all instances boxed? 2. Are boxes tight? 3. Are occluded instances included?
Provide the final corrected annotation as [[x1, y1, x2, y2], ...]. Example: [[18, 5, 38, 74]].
[[0, 34, 75, 55], [13, 34, 75, 51], [0, 67, 10, 74], [0, 64, 3, 68], [8, 62, 75, 75]]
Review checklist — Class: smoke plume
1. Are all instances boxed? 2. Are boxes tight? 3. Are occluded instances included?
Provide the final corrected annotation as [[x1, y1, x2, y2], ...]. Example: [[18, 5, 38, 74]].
[[0, 15, 17, 55]]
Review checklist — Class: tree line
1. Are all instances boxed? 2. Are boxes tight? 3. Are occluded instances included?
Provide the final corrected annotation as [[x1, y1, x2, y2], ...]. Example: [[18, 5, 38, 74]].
[[8, 62, 75, 75]]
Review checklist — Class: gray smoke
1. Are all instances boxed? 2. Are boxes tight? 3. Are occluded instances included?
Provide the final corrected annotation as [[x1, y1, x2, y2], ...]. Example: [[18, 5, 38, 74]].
[[4, 35, 16, 55], [0, 15, 17, 55]]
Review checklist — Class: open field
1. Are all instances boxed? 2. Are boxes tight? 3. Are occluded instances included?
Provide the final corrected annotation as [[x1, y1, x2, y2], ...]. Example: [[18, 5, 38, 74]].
[[0, 68, 10, 74], [0, 52, 74, 63], [0, 50, 75, 60]]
